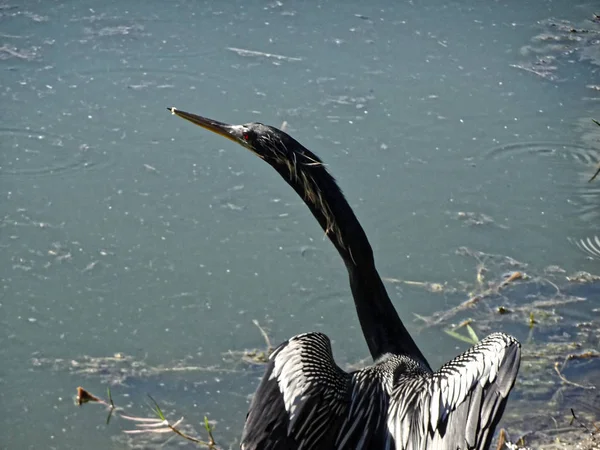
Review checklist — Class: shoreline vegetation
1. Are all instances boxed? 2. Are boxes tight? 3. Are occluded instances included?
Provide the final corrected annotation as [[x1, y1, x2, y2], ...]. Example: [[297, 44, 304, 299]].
[[63, 242, 599, 448]]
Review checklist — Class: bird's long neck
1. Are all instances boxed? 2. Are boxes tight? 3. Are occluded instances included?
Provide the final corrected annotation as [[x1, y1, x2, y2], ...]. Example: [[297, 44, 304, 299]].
[[269, 141, 430, 369]]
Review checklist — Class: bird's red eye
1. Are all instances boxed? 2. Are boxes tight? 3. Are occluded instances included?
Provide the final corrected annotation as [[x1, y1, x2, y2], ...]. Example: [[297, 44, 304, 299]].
[[243, 133, 249, 141]]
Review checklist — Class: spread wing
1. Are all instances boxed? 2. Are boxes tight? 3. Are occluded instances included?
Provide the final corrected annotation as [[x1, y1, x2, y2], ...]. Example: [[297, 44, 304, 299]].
[[387, 332, 521, 450], [241, 332, 393, 450]]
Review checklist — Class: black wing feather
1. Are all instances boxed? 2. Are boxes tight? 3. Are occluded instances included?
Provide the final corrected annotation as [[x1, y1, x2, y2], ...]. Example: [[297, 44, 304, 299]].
[[241, 355, 298, 449], [241, 332, 392, 450], [242, 332, 519, 450]]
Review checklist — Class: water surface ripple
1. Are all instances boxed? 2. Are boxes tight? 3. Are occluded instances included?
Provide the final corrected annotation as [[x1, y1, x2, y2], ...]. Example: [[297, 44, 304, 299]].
[[1, 1, 599, 449]]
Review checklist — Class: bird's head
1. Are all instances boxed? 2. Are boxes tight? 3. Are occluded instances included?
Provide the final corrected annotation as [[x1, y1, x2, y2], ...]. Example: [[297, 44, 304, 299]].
[[168, 107, 343, 249], [168, 107, 320, 167]]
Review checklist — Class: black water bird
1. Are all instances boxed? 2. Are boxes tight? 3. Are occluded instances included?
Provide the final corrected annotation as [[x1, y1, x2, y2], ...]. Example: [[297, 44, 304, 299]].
[[168, 107, 521, 450]]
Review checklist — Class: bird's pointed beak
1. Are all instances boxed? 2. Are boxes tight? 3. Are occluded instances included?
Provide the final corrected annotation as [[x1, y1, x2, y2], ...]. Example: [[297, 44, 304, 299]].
[[167, 107, 244, 145]]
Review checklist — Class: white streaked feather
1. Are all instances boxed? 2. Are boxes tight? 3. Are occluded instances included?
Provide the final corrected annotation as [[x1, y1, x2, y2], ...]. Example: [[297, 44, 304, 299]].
[[386, 333, 520, 449], [247, 331, 519, 450], [488, 353, 498, 382], [429, 384, 440, 430]]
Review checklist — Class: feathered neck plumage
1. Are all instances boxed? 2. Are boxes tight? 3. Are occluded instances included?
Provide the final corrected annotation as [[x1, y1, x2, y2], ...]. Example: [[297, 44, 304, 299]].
[[262, 131, 430, 370]]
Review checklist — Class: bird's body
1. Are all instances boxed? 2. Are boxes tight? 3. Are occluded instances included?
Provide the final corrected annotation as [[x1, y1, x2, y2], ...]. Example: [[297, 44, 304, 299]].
[[242, 331, 519, 450], [168, 107, 521, 450]]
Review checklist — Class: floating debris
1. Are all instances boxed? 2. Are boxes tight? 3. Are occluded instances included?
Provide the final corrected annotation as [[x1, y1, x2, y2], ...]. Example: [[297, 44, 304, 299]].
[[567, 271, 600, 283], [82, 260, 100, 273], [76, 386, 100, 405], [544, 265, 566, 274], [0, 44, 38, 61], [143, 163, 159, 174], [514, 17, 600, 83], [509, 60, 559, 81], [227, 47, 303, 62], [83, 24, 146, 38], [383, 277, 449, 293], [222, 320, 273, 365], [452, 210, 509, 228], [34, 352, 237, 386], [221, 202, 244, 211], [77, 386, 219, 448]]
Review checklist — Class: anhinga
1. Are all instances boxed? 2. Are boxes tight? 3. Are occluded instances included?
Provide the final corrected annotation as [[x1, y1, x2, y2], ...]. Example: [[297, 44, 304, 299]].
[[168, 107, 521, 450]]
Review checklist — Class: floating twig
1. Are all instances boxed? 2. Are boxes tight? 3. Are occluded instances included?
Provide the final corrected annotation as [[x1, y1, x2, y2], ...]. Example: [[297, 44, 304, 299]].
[[253, 319, 273, 355], [383, 277, 446, 293], [561, 351, 600, 372], [417, 271, 524, 328], [554, 362, 596, 390], [494, 428, 507, 450], [76, 386, 220, 448], [223, 320, 274, 364], [227, 47, 303, 62], [570, 408, 600, 435]]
